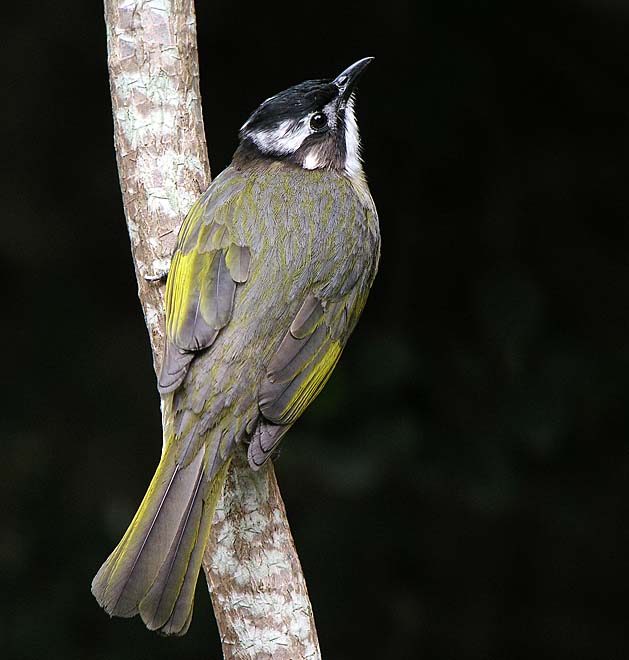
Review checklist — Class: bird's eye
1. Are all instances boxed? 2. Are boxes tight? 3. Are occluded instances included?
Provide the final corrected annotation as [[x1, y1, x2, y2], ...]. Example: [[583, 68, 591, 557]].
[[310, 112, 328, 131]]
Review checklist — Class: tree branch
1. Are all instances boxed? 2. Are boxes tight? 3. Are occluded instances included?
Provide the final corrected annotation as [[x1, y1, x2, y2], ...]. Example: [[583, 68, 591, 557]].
[[103, 1, 321, 657]]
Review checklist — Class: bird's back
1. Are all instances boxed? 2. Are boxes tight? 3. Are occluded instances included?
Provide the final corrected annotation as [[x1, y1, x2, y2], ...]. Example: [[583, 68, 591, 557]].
[[168, 159, 380, 474]]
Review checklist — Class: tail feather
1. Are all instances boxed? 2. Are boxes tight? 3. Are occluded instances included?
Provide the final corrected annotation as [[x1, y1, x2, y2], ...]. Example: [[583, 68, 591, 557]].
[[90, 452, 181, 609], [138, 448, 207, 631], [147, 458, 231, 635], [92, 439, 231, 635]]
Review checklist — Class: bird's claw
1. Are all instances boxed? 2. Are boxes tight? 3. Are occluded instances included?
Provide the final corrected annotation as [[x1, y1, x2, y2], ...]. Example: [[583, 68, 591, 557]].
[[144, 258, 171, 283]]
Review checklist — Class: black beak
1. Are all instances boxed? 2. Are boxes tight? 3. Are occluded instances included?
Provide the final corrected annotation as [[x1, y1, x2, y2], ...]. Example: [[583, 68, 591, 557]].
[[333, 57, 374, 101]]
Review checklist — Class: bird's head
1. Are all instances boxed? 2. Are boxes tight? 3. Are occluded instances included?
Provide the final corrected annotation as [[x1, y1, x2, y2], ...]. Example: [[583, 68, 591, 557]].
[[237, 57, 373, 182]]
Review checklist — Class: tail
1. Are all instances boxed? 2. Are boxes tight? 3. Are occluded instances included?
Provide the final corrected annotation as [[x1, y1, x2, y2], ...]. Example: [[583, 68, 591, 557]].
[[91, 438, 231, 636]]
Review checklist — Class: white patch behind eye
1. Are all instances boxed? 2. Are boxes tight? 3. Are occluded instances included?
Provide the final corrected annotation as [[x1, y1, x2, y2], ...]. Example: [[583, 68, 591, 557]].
[[246, 118, 312, 156], [303, 150, 324, 170], [343, 95, 363, 181]]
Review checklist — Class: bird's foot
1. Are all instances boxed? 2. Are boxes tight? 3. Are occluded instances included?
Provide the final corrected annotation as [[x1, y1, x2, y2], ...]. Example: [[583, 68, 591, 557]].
[[144, 258, 171, 283]]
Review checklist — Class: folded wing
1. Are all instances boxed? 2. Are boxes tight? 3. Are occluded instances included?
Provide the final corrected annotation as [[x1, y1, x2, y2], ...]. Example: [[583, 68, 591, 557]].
[[159, 196, 251, 394]]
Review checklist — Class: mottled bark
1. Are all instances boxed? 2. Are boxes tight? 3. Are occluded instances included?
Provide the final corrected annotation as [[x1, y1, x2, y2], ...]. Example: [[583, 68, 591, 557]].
[[103, 1, 321, 657], [205, 450, 321, 660]]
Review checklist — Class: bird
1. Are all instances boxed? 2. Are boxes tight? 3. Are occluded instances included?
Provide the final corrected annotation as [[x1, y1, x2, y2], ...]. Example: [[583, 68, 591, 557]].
[[92, 57, 381, 636]]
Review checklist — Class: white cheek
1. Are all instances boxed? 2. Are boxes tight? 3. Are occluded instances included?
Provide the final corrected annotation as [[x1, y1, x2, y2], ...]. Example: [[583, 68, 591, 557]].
[[303, 151, 323, 169], [344, 95, 363, 180], [250, 119, 312, 155]]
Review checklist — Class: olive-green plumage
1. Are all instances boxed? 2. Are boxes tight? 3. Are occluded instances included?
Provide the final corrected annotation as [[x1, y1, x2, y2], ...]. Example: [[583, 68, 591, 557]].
[[92, 59, 380, 636]]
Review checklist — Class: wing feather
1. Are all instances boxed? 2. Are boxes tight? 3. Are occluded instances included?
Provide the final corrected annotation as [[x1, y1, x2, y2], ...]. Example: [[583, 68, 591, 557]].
[[158, 179, 251, 394], [249, 278, 372, 470], [289, 292, 323, 338], [249, 293, 344, 468]]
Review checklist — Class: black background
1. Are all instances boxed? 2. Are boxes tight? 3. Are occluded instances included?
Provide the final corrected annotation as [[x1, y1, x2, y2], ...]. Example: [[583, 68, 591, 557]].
[[3, 1, 629, 658]]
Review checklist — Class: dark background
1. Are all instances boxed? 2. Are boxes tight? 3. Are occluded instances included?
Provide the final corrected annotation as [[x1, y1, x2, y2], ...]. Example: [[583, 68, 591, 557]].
[[3, 1, 629, 658]]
